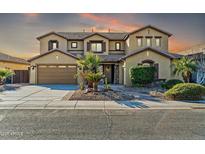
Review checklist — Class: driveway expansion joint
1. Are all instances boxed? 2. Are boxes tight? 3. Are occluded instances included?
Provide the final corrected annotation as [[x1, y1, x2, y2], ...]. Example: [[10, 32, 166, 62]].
[[14, 100, 28, 109], [17, 88, 47, 101]]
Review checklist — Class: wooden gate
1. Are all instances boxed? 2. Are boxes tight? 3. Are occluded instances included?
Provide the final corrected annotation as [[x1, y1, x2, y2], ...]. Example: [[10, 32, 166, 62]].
[[13, 70, 29, 83]]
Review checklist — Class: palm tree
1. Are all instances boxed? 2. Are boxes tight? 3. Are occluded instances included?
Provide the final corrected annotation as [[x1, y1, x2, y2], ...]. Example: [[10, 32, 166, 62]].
[[0, 69, 15, 85], [77, 52, 102, 89], [85, 72, 104, 92], [173, 57, 197, 83], [77, 52, 101, 73]]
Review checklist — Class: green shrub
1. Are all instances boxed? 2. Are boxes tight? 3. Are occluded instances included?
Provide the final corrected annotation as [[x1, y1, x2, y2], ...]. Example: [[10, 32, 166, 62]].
[[130, 66, 155, 85], [0, 69, 14, 84], [164, 83, 205, 100], [162, 79, 183, 89]]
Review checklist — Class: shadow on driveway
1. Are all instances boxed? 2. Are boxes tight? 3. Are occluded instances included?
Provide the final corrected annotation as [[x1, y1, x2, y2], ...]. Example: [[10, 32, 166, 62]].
[[36, 84, 79, 91], [116, 100, 149, 108], [0, 84, 22, 92]]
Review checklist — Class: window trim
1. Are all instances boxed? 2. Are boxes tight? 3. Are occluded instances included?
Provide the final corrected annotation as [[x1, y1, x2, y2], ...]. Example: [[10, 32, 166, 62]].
[[155, 37, 161, 47], [48, 40, 59, 51], [115, 42, 121, 51], [71, 42, 78, 48], [91, 42, 103, 53], [137, 37, 143, 47], [146, 38, 152, 47]]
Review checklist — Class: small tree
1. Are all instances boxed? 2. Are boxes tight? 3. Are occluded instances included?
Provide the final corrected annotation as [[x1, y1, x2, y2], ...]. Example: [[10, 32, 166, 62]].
[[77, 52, 101, 73], [77, 52, 103, 91], [85, 72, 104, 92], [173, 57, 197, 83], [0, 69, 15, 85]]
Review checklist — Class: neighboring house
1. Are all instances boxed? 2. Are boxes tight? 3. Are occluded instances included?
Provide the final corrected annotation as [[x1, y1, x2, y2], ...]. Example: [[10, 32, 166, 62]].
[[179, 43, 205, 55], [28, 25, 181, 86], [0, 52, 30, 83], [179, 43, 205, 83]]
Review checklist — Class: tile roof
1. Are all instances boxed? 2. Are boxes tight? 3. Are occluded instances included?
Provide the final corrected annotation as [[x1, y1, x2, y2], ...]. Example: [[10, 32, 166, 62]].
[[28, 49, 79, 62], [37, 25, 172, 41], [0, 52, 29, 64], [68, 53, 124, 62], [57, 32, 128, 40], [121, 47, 181, 60], [98, 54, 125, 62]]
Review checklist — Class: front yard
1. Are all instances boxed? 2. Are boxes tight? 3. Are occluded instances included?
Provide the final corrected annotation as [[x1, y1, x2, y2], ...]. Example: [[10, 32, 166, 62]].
[[63, 89, 135, 101]]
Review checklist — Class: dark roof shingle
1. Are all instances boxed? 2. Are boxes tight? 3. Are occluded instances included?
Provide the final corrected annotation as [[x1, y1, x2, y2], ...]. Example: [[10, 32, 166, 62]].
[[57, 32, 128, 40], [121, 47, 181, 60], [0, 52, 29, 64]]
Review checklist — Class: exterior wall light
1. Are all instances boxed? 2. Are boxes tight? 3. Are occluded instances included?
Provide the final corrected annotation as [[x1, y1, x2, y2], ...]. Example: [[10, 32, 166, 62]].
[[31, 65, 36, 70], [56, 55, 59, 60]]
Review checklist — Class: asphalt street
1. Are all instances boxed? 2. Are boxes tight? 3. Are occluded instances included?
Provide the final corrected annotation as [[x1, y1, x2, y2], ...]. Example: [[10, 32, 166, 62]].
[[0, 109, 205, 139]]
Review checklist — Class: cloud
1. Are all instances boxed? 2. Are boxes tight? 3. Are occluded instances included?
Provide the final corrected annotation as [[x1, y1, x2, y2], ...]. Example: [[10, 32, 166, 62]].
[[80, 14, 191, 52], [169, 37, 191, 52], [0, 49, 38, 59], [80, 13, 141, 32]]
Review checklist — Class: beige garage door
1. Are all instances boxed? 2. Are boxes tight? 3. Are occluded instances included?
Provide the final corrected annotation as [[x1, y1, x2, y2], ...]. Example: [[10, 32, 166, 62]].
[[37, 65, 77, 84]]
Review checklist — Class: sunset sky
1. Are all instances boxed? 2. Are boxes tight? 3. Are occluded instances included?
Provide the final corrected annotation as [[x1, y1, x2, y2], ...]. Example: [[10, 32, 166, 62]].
[[0, 13, 205, 59]]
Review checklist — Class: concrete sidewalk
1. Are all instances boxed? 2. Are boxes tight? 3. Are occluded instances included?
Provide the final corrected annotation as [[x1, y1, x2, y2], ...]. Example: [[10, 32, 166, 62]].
[[1, 99, 205, 110]]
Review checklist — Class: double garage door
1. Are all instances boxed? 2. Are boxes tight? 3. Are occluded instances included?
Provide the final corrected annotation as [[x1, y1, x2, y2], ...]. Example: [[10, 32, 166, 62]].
[[37, 64, 77, 84]]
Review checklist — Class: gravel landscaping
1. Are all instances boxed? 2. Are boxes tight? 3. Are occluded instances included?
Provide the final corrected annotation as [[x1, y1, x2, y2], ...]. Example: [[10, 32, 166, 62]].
[[63, 89, 135, 101]]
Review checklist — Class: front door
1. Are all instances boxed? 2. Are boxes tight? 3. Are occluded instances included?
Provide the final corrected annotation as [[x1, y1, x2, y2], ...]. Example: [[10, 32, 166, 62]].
[[103, 64, 114, 83]]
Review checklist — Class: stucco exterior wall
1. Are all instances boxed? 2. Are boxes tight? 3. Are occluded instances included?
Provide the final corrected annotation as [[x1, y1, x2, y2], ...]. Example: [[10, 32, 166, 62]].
[[39, 34, 67, 54], [29, 51, 77, 84], [128, 27, 169, 52], [84, 35, 109, 55], [109, 41, 125, 55], [0, 61, 29, 70], [109, 41, 125, 51], [118, 62, 124, 84], [124, 50, 172, 86], [68, 40, 84, 51]]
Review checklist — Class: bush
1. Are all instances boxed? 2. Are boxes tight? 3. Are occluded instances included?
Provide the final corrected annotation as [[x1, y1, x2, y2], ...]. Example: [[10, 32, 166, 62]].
[[164, 83, 205, 100], [162, 79, 183, 89], [0, 69, 14, 84], [130, 66, 155, 85]]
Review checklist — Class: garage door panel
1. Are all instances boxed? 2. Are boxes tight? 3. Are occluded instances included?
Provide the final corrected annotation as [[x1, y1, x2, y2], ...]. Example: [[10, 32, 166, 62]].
[[37, 65, 77, 84]]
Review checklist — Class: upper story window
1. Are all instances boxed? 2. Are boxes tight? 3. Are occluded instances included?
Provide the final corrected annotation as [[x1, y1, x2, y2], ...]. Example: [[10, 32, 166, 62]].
[[115, 42, 121, 50], [71, 42, 77, 48], [155, 37, 161, 47], [91, 42, 102, 52], [146, 38, 152, 47], [48, 40, 58, 50], [137, 37, 143, 47]]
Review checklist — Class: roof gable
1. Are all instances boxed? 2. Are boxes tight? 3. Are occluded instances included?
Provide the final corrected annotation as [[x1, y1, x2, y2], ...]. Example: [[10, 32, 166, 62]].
[[83, 33, 110, 40], [28, 49, 79, 62], [36, 32, 69, 40], [37, 31, 128, 41], [130, 25, 172, 37], [121, 47, 178, 60]]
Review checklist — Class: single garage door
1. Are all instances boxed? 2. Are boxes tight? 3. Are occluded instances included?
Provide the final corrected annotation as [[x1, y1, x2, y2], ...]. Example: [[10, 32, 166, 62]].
[[37, 65, 77, 84]]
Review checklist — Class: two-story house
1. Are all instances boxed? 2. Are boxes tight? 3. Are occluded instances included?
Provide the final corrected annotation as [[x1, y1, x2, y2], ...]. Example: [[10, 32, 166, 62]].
[[28, 25, 180, 86]]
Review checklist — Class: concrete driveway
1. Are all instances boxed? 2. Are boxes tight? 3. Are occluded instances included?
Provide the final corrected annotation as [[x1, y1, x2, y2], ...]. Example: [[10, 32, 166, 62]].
[[0, 84, 78, 101], [1, 84, 205, 110]]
